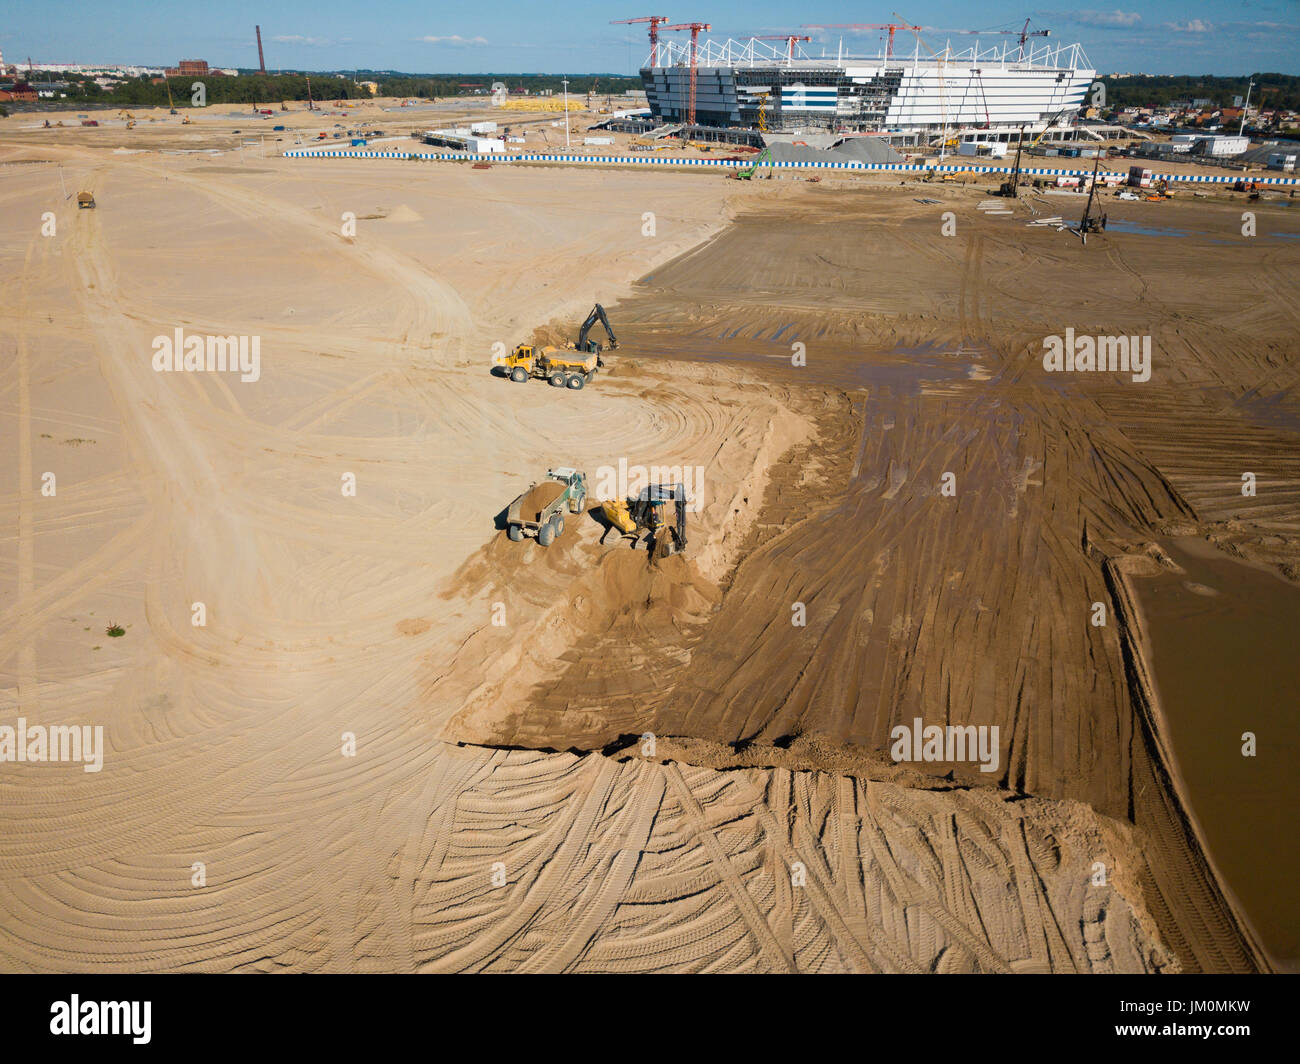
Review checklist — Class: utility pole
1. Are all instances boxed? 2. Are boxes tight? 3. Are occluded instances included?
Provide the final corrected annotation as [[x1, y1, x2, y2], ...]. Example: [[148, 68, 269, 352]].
[[1240, 77, 1255, 136], [562, 77, 570, 148]]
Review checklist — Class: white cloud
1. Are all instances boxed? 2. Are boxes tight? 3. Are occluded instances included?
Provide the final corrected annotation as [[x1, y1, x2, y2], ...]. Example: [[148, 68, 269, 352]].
[[417, 35, 489, 46], [1166, 19, 1213, 33], [273, 35, 330, 46], [1068, 10, 1142, 28]]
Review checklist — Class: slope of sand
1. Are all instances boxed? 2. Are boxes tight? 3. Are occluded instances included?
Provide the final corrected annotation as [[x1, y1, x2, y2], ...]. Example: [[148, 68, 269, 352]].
[[0, 124, 1280, 970]]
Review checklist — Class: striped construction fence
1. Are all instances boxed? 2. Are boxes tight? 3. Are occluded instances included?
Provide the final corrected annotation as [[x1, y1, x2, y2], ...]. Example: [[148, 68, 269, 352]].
[[281, 149, 1300, 186]]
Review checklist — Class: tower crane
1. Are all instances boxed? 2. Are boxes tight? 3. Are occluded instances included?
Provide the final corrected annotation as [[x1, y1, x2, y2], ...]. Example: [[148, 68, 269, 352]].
[[800, 22, 920, 60], [611, 16, 672, 64], [949, 20, 1050, 61], [661, 22, 711, 126]]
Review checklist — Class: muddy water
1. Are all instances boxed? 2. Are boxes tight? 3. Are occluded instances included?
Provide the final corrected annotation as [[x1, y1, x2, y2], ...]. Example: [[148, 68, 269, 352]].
[[1134, 537, 1300, 970], [622, 330, 986, 394]]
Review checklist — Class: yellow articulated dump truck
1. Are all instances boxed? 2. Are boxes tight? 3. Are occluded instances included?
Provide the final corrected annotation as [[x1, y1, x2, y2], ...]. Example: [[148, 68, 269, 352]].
[[502, 344, 598, 390], [500, 304, 618, 391]]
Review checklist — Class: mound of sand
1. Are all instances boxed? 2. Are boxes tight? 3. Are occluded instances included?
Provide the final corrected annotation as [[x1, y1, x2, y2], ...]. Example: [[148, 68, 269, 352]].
[[385, 203, 423, 223], [516, 481, 566, 522]]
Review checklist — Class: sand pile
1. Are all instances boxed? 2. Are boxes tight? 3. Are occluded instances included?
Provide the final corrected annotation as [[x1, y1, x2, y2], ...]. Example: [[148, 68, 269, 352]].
[[385, 203, 423, 223], [516, 480, 566, 522]]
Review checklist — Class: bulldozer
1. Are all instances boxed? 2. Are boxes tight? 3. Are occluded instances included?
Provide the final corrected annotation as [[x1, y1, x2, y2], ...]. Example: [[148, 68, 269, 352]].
[[601, 483, 687, 560]]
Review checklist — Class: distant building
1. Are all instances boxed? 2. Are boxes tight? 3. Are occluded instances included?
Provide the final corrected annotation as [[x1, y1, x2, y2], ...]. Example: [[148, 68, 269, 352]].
[[0, 81, 37, 101], [165, 60, 220, 78]]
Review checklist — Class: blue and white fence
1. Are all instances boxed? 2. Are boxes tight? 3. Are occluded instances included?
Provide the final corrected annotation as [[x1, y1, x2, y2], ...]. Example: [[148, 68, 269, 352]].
[[281, 149, 1300, 186]]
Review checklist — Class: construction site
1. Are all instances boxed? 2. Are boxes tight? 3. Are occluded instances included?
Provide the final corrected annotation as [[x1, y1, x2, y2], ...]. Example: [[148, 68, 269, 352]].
[[0, 10, 1297, 989]]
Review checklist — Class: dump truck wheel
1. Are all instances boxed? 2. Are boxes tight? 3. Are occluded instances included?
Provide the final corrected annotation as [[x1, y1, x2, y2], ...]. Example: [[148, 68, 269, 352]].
[[509, 367, 528, 383], [569, 493, 585, 514], [567, 373, 586, 390], [537, 523, 554, 547], [507, 524, 523, 542], [548, 371, 566, 388], [553, 514, 565, 536]]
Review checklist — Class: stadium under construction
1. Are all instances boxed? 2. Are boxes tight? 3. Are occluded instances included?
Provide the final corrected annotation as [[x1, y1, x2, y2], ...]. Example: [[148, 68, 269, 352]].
[[640, 31, 1097, 148]]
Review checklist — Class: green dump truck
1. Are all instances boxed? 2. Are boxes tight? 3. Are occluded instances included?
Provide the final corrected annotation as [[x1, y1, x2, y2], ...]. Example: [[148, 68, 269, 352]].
[[505, 468, 588, 546]]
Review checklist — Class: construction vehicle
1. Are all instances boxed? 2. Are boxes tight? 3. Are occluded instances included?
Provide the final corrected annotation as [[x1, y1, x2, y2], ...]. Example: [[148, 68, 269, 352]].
[[995, 125, 1026, 197], [1074, 152, 1107, 243], [734, 147, 773, 180], [601, 483, 688, 559], [505, 468, 588, 546], [574, 303, 618, 359], [77, 192, 95, 209], [502, 344, 598, 389], [500, 303, 618, 389]]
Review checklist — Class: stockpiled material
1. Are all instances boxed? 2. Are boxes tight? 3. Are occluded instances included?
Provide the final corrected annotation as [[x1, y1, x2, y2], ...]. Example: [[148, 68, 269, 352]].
[[519, 480, 565, 522]]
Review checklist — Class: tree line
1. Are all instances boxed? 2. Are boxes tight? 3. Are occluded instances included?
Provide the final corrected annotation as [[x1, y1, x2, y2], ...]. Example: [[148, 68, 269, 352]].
[[1099, 74, 1300, 114], [16, 71, 642, 109]]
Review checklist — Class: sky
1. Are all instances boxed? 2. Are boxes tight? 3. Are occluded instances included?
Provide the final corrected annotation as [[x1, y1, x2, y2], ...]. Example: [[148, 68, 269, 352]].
[[4, 0, 1298, 76]]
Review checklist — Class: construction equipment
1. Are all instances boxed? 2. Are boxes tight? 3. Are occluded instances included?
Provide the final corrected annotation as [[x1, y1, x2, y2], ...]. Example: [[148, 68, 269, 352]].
[[948, 19, 1050, 61], [611, 15, 672, 54], [501, 344, 599, 390], [1074, 152, 1107, 243], [601, 483, 688, 559], [995, 125, 1027, 197], [575, 303, 618, 359], [163, 78, 178, 115], [76, 192, 95, 209], [662, 22, 711, 126], [506, 468, 588, 546], [800, 21, 920, 60], [734, 147, 773, 179]]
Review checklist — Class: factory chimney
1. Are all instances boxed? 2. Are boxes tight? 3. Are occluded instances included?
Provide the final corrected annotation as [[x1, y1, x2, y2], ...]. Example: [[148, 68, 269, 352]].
[[256, 25, 266, 73]]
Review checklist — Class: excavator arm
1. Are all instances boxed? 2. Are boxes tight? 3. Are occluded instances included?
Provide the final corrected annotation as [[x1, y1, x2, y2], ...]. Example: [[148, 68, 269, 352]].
[[576, 304, 618, 354]]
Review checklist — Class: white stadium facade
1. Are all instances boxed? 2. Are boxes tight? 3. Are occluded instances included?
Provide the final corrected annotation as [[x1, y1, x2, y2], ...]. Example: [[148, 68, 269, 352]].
[[641, 36, 1097, 140]]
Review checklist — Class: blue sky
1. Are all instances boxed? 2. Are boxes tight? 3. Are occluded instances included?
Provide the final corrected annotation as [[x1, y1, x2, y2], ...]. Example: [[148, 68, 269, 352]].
[[4, 1, 1297, 75]]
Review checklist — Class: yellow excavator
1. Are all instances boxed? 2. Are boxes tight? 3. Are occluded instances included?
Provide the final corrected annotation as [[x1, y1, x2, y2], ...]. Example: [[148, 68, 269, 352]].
[[601, 483, 687, 559]]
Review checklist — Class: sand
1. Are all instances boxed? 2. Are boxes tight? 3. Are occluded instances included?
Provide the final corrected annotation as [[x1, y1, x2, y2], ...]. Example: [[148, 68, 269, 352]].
[[515, 481, 566, 524], [0, 109, 1291, 972]]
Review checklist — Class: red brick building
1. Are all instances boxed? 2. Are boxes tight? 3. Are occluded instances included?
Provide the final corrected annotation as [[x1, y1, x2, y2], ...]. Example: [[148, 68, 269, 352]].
[[164, 60, 219, 78]]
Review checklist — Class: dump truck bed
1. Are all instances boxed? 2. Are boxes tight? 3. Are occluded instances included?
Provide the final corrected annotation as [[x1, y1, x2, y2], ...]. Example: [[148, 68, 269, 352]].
[[539, 349, 599, 374], [507, 480, 567, 528]]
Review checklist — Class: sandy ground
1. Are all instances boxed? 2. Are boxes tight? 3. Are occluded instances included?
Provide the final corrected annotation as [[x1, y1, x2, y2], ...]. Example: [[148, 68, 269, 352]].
[[0, 114, 1291, 971]]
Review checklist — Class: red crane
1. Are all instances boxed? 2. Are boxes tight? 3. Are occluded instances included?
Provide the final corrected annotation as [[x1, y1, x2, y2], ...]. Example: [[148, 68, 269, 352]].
[[748, 34, 811, 61], [611, 15, 672, 60], [950, 20, 1050, 61], [661, 21, 711, 126], [800, 22, 920, 60]]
